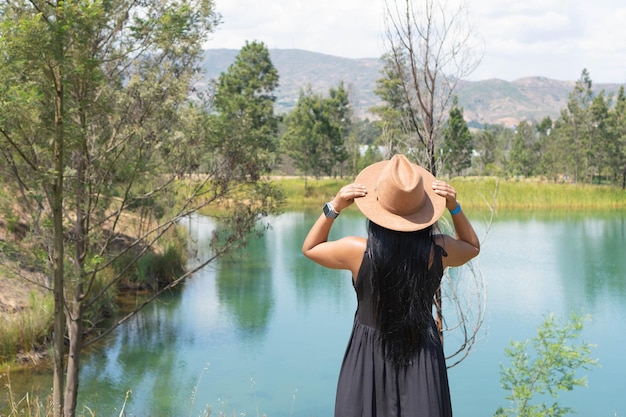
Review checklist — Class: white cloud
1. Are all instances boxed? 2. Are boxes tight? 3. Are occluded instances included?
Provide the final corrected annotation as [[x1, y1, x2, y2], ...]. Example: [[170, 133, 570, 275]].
[[209, 0, 386, 58], [206, 0, 626, 83]]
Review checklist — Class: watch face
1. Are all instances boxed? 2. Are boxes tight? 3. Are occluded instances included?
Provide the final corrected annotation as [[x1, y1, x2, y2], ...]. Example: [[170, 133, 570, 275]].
[[323, 203, 337, 218]]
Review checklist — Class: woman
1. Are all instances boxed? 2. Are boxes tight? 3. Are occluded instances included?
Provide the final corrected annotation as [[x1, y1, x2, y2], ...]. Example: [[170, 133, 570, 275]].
[[302, 154, 480, 417]]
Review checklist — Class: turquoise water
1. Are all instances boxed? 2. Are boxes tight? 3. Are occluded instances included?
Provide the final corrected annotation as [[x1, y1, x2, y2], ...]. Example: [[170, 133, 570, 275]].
[[4, 209, 626, 416]]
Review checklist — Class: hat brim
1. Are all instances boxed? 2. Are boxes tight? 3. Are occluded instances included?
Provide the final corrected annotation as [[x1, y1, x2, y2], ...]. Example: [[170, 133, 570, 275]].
[[354, 160, 446, 232]]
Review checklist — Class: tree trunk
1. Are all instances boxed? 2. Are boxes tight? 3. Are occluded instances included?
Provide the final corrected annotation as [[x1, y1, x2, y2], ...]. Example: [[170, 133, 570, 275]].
[[51, 81, 66, 417], [64, 302, 83, 417]]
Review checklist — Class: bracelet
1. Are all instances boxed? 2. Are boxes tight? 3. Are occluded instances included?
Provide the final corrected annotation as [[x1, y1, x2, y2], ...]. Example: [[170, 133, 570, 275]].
[[449, 203, 462, 215]]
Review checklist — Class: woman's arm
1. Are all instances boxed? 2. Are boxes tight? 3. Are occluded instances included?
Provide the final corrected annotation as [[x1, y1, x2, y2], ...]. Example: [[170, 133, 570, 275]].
[[432, 180, 480, 268], [302, 183, 367, 276]]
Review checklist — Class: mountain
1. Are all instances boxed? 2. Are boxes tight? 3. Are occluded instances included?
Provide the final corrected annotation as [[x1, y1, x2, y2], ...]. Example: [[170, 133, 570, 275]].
[[201, 49, 624, 126]]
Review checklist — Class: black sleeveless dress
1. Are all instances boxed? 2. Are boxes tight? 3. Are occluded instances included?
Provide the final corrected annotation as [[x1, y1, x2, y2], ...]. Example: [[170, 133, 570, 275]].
[[334, 245, 452, 417]]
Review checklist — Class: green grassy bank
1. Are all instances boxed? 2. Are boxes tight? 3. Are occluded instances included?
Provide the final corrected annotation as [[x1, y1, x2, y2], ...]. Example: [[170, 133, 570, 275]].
[[277, 176, 626, 211]]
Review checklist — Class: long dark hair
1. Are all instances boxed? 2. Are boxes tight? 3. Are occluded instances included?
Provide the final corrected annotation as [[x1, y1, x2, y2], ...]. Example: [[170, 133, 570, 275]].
[[367, 220, 441, 367]]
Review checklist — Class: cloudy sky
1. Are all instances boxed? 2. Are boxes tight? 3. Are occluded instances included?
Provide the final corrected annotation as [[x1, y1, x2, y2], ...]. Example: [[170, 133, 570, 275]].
[[206, 0, 626, 83]]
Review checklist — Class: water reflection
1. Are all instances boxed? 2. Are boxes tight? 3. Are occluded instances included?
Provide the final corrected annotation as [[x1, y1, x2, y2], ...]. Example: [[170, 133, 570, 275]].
[[3, 209, 625, 417], [559, 215, 626, 305], [216, 237, 274, 340], [78, 293, 196, 415]]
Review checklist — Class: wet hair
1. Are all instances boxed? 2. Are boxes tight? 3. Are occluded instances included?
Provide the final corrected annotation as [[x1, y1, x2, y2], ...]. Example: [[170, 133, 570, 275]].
[[367, 220, 441, 368]]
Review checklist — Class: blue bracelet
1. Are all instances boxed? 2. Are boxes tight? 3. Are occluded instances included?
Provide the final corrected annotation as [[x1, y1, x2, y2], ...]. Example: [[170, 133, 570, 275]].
[[450, 203, 462, 215]]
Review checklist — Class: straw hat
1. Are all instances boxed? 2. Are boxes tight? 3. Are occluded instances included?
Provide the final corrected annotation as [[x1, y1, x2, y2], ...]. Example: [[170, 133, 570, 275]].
[[354, 154, 446, 232]]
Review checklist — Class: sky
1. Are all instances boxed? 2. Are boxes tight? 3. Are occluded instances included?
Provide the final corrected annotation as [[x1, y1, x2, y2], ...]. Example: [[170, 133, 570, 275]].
[[206, 0, 626, 83]]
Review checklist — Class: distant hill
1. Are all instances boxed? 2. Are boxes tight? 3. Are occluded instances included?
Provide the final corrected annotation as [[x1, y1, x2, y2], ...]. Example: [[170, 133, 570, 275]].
[[201, 49, 624, 127]]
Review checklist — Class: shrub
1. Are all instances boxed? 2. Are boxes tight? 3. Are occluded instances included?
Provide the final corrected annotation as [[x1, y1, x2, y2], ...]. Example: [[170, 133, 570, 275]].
[[495, 312, 598, 417]]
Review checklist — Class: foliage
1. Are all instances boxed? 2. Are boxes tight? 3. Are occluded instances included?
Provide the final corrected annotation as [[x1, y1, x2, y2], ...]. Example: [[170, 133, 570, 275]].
[[212, 40, 280, 180], [495, 312, 598, 417], [281, 82, 351, 179], [370, 51, 412, 158], [0, 1, 283, 416], [511, 69, 626, 186], [442, 96, 473, 176], [508, 120, 542, 177], [466, 69, 626, 188]]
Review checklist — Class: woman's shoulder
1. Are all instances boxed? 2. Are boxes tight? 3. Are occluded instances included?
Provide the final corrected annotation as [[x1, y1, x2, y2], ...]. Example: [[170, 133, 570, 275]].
[[339, 236, 367, 252], [338, 236, 367, 277]]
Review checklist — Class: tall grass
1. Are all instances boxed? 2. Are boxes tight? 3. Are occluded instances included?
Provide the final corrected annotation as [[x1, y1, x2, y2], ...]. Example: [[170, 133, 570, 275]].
[[276, 176, 626, 211], [0, 292, 53, 366], [277, 177, 353, 210], [450, 177, 626, 210]]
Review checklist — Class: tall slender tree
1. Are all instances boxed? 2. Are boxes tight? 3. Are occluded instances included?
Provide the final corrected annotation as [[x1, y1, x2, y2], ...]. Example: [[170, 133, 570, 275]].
[[371, 51, 413, 158], [560, 69, 594, 183], [213, 40, 280, 180], [609, 87, 626, 187], [509, 120, 541, 177], [589, 92, 611, 184], [442, 96, 473, 176]]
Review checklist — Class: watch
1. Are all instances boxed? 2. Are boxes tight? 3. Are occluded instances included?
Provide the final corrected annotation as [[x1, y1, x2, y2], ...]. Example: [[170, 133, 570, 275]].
[[323, 202, 339, 219]]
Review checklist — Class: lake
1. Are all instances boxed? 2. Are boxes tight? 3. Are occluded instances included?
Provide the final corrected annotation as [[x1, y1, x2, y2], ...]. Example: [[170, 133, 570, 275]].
[[3, 208, 626, 416]]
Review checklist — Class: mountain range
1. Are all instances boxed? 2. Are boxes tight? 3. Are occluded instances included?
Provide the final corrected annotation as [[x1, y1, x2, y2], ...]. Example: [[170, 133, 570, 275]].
[[201, 49, 624, 127]]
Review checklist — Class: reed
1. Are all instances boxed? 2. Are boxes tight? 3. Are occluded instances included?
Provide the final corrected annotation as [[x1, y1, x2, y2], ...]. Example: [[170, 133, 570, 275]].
[[276, 176, 626, 211], [0, 292, 53, 366], [449, 177, 626, 210], [277, 177, 353, 210]]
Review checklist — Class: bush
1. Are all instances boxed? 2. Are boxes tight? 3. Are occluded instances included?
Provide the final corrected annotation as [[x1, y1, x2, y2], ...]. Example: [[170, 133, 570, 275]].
[[495, 312, 598, 417]]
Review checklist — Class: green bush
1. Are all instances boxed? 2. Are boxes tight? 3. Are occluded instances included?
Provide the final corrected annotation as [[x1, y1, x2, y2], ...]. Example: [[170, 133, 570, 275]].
[[495, 312, 598, 417]]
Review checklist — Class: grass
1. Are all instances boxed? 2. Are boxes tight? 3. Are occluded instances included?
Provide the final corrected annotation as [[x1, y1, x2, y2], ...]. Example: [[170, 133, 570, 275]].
[[0, 292, 53, 367], [276, 176, 626, 211]]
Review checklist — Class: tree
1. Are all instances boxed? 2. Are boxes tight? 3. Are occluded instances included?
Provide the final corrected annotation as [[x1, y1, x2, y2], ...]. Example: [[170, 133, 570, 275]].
[[473, 128, 497, 174], [0, 2, 281, 416], [326, 81, 351, 175], [371, 51, 413, 158], [588, 92, 612, 184], [495, 312, 598, 417], [282, 83, 351, 181], [557, 69, 594, 183], [608, 86, 626, 188], [381, 0, 482, 173], [508, 120, 541, 177], [212, 40, 280, 180], [442, 96, 473, 176]]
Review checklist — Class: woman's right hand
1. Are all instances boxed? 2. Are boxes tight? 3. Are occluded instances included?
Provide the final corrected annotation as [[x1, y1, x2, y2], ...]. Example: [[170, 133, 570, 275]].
[[432, 180, 458, 211], [331, 183, 367, 213]]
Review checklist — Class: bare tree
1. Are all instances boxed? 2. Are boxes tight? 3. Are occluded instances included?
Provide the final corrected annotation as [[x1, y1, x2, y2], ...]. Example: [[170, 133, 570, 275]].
[[383, 0, 482, 173], [382, 0, 484, 364]]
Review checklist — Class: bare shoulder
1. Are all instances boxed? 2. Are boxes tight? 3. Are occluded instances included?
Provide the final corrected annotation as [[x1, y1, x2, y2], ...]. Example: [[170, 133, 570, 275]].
[[338, 236, 367, 277], [340, 235, 367, 250], [304, 235, 366, 275]]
